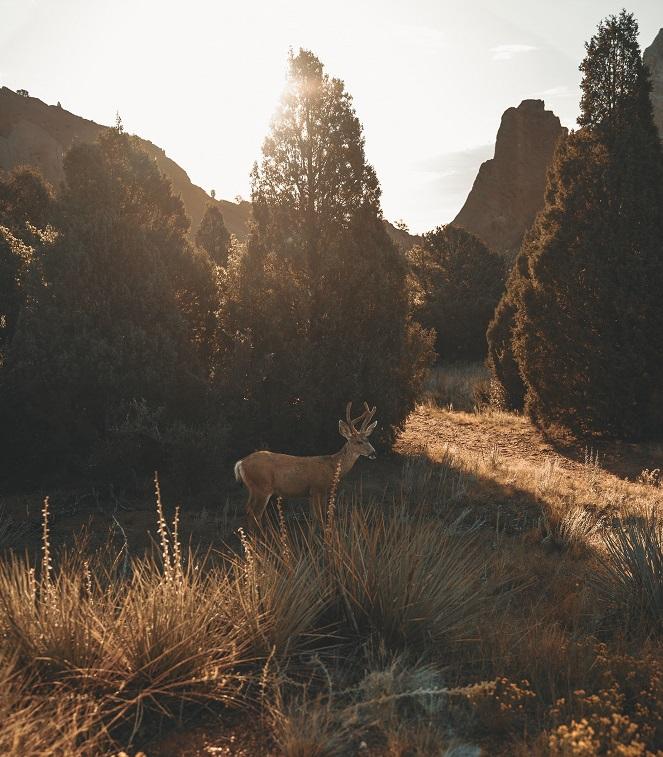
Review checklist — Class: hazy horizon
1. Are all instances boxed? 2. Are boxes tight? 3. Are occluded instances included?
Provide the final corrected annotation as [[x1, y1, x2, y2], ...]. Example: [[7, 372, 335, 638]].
[[1, 0, 661, 233]]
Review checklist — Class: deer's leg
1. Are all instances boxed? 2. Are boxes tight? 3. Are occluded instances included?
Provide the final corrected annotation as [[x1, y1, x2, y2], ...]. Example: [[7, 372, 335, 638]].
[[246, 490, 272, 530], [254, 494, 272, 524], [311, 490, 326, 525]]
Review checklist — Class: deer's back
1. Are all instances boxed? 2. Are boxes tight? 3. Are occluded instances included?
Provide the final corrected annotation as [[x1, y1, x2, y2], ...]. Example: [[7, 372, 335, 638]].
[[241, 450, 334, 497]]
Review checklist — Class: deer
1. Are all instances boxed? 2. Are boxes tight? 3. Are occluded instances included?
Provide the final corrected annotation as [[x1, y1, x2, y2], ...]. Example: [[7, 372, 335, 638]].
[[234, 402, 378, 527]]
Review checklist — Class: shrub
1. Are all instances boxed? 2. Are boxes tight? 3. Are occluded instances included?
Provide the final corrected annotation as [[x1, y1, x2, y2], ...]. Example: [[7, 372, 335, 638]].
[[592, 507, 663, 635]]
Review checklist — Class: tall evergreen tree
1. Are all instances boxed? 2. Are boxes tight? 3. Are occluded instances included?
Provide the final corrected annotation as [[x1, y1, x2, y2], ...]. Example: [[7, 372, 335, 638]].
[[195, 204, 230, 266], [510, 11, 663, 437], [409, 225, 504, 362], [219, 50, 433, 451]]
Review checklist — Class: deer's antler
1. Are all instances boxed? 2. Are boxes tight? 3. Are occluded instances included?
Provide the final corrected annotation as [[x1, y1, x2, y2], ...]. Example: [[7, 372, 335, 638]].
[[346, 401, 377, 435], [359, 402, 377, 433], [346, 401, 366, 434]]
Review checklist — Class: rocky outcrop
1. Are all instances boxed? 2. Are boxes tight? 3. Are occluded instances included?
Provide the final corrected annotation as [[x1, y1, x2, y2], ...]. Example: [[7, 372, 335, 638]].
[[453, 99, 565, 258], [0, 87, 251, 238], [644, 28, 663, 140]]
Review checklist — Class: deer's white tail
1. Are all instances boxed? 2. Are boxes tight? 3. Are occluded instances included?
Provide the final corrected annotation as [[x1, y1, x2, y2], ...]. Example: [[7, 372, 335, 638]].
[[234, 459, 244, 484]]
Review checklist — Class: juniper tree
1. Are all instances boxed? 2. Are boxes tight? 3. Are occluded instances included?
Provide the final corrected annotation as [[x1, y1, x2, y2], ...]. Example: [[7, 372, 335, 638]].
[[1, 130, 223, 481], [196, 204, 230, 266], [486, 246, 529, 411], [510, 11, 663, 437], [219, 50, 433, 451]]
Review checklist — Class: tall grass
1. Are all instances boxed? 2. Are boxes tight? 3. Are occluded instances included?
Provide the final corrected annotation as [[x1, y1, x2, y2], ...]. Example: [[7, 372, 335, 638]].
[[321, 503, 489, 654], [422, 362, 491, 412], [0, 490, 246, 753], [592, 506, 663, 635]]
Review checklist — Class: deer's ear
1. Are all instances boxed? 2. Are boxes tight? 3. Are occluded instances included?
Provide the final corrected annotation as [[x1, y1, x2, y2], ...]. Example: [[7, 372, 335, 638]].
[[339, 420, 353, 439], [364, 421, 378, 437]]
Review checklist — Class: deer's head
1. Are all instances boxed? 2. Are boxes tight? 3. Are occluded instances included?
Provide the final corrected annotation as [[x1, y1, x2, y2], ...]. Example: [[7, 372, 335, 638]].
[[339, 402, 378, 459]]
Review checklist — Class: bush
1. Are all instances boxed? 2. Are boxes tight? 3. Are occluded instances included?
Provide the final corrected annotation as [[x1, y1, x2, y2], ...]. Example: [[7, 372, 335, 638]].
[[592, 507, 663, 635]]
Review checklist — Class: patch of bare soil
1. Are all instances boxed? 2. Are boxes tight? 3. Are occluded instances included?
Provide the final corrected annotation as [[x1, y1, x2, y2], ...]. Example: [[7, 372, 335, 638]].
[[145, 711, 277, 756]]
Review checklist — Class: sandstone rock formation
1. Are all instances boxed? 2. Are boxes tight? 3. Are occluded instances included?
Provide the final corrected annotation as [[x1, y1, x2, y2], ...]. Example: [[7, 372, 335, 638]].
[[453, 99, 565, 258], [644, 28, 663, 140], [0, 87, 251, 238]]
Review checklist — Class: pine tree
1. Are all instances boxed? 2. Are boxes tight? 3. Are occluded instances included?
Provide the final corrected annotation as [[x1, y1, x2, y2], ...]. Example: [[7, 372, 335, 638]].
[[219, 50, 433, 451], [409, 224, 504, 362], [195, 204, 231, 266], [510, 11, 663, 437]]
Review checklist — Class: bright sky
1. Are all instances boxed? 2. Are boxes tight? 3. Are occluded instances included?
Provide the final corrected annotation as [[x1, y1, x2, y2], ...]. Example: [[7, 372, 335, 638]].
[[1, 0, 661, 233]]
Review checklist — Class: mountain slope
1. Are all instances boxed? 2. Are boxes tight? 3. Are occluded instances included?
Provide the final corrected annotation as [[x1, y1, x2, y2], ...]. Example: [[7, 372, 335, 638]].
[[0, 86, 251, 238]]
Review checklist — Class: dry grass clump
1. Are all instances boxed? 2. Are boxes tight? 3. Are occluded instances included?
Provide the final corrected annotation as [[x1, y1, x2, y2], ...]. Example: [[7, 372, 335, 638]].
[[0, 483, 246, 753], [538, 503, 607, 554], [422, 363, 491, 412], [321, 503, 490, 655], [265, 656, 470, 757], [591, 506, 663, 635], [225, 525, 330, 660], [227, 500, 491, 660], [266, 682, 355, 757], [0, 651, 105, 756]]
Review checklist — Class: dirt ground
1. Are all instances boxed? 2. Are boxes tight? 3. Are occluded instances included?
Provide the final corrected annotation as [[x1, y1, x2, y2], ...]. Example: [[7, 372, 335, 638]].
[[399, 404, 663, 481]]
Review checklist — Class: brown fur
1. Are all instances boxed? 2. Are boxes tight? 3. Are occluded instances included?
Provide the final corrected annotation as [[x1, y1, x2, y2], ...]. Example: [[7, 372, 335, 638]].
[[235, 404, 377, 527]]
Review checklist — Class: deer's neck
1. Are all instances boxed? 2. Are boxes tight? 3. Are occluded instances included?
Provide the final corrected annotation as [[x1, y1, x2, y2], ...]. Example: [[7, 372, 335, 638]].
[[332, 443, 361, 478]]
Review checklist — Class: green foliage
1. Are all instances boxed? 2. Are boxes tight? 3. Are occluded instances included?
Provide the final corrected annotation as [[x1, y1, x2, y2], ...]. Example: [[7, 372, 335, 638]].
[[486, 249, 528, 411], [195, 203, 231, 266], [409, 224, 504, 362], [0, 168, 54, 365], [578, 11, 650, 139], [502, 12, 663, 436], [0, 131, 224, 484], [217, 50, 433, 452]]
